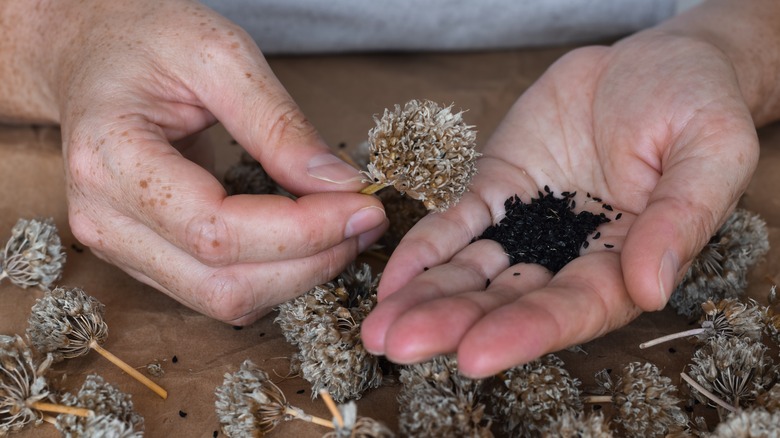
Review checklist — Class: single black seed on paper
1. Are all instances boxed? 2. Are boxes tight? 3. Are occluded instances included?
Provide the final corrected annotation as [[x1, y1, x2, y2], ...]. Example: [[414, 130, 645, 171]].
[[604, 244, 614, 249], [232, 326, 243, 331], [213, 431, 219, 438], [338, 142, 347, 149], [593, 404, 602, 411], [259, 332, 266, 337], [668, 347, 676, 354], [296, 389, 305, 394], [479, 190, 610, 272], [172, 355, 178, 363], [179, 410, 187, 418], [70, 243, 84, 253]]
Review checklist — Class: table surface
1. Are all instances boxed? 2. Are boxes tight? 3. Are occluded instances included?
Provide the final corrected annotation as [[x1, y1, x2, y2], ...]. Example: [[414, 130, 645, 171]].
[[2, 46, 780, 437]]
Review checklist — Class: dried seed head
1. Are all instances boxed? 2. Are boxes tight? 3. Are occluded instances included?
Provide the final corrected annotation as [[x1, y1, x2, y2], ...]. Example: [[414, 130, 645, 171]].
[[670, 209, 769, 317], [26, 286, 108, 363], [275, 263, 384, 403], [709, 408, 780, 437], [215, 359, 291, 437], [686, 335, 777, 409], [541, 409, 613, 438], [489, 354, 582, 436], [223, 151, 291, 197], [1, 218, 65, 290], [56, 374, 144, 437], [595, 362, 687, 437], [377, 189, 428, 253], [755, 384, 780, 411], [697, 298, 765, 341], [362, 99, 480, 212], [323, 401, 395, 438], [397, 355, 492, 437], [0, 334, 53, 434]]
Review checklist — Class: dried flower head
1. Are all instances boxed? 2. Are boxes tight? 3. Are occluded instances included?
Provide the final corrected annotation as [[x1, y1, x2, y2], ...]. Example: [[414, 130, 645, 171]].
[[397, 355, 492, 437], [26, 286, 108, 363], [755, 384, 780, 411], [541, 409, 613, 438], [223, 151, 292, 197], [709, 408, 780, 437], [669, 209, 769, 317], [362, 99, 480, 212], [489, 354, 583, 437], [595, 362, 687, 437], [275, 263, 384, 403], [0, 218, 65, 290], [376, 189, 427, 253], [56, 374, 144, 437], [686, 335, 777, 409], [323, 401, 395, 438], [0, 334, 53, 434]]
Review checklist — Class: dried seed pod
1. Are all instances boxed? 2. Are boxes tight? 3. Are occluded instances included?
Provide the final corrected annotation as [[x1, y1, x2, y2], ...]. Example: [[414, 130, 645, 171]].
[[489, 354, 582, 437], [640, 298, 765, 349], [0, 217, 65, 290], [215, 359, 332, 437], [361, 99, 480, 212], [56, 374, 144, 437], [397, 355, 492, 437], [709, 408, 780, 437], [595, 362, 687, 437], [669, 209, 769, 317], [686, 335, 777, 410], [0, 334, 54, 434], [26, 286, 167, 399], [322, 401, 395, 438], [541, 409, 613, 438], [275, 264, 384, 403]]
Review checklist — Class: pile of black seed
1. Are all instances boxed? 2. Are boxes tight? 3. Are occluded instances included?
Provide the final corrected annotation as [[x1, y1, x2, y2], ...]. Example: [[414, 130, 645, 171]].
[[479, 188, 610, 272]]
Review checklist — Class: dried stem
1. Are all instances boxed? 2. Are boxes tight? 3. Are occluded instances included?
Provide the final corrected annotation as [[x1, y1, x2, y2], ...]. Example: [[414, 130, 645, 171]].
[[582, 395, 613, 404], [285, 405, 334, 429], [680, 372, 736, 413], [639, 327, 707, 349], [319, 390, 343, 428], [360, 183, 388, 196], [30, 401, 93, 418], [89, 340, 168, 399]]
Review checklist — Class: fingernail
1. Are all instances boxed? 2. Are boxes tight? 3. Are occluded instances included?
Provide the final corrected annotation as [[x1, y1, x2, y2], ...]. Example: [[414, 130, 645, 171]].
[[307, 154, 363, 184], [657, 250, 679, 311], [345, 206, 386, 239]]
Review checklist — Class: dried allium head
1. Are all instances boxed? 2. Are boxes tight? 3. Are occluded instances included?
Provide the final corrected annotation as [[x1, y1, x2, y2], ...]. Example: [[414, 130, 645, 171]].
[[323, 401, 395, 438], [26, 286, 108, 363], [223, 151, 286, 196], [756, 384, 780, 411], [686, 335, 777, 409], [541, 409, 613, 438], [0, 334, 53, 434], [697, 298, 765, 341], [377, 189, 428, 253], [595, 362, 687, 437], [56, 374, 144, 437], [669, 209, 769, 317], [275, 263, 384, 403], [0, 217, 66, 290], [362, 99, 480, 212], [489, 354, 582, 437], [709, 408, 780, 438], [215, 359, 291, 437], [397, 355, 492, 437]]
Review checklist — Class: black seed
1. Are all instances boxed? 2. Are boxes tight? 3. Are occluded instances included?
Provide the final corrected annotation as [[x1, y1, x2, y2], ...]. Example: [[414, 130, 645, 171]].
[[70, 243, 84, 253], [179, 411, 187, 418], [571, 200, 576, 209], [684, 405, 694, 413], [583, 241, 589, 249], [604, 244, 614, 249], [296, 389, 305, 394], [232, 326, 243, 330], [338, 142, 347, 149], [587, 192, 591, 198], [606, 368, 612, 374], [592, 197, 602, 202], [259, 332, 266, 337], [593, 404, 602, 411], [485, 278, 491, 288], [544, 185, 551, 193], [214, 431, 219, 438], [561, 191, 570, 198], [513, 272, 521, 276], [593, 232, 601, 240], [668, 347, 676, 354], [172, 355, 178, 363], [603, 204, 613, 211], [230, 139, 238, 145], [423, 267, 429, 271], [615, 213, 622, 220]]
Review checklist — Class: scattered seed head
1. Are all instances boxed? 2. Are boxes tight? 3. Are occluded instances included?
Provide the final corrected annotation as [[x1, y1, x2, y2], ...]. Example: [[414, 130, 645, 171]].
[[275, 263, 384, 403], [541, 409, 613, 438], [397, 355, 492, 437], [489, 354, 582, 437], [56, 374, 144, 437], [686, 335, 777, 409], [709, 408, 780, 437], [595, 362, 687, 437], [215, 359, 290, 437], [362, 99, 480, 212], [696, 298, 765, 342], [0, 334, 54, 434], [669, 209, 769, 317], [1, 217, 66, 290], [323, 401, 395, 438], [26, 286, 108, 363]]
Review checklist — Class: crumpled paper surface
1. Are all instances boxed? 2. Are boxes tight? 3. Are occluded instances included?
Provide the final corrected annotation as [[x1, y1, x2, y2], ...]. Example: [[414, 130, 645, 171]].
[[2, 46, 779, 437]]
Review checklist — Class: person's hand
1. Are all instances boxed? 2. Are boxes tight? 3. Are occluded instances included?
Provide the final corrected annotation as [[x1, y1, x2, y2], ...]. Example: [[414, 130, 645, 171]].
[[362, 31, 760, 377], [51, 0, 387, 324]]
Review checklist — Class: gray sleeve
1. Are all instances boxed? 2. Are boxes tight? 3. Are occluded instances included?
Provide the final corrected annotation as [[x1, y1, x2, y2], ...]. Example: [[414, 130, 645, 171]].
[[200, 0, 688, 54]]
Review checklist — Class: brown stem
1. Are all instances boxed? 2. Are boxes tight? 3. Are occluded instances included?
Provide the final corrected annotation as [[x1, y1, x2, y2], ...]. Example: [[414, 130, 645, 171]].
[[284, 406, 334, 429], [89, 340, 168, 399], [360, 183, 388, 195], [639, 327, 707, 349], [319, 390, 343, 429], [30, 401, 92, 418], [582, 395, 613, 404]]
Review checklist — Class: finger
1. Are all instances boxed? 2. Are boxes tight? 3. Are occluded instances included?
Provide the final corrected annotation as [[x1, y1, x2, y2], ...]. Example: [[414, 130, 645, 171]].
[[83, 133, 386, 266], [79, 211, 388, 325], [456, 251, 641, 378], [621, 113, 759, 311]]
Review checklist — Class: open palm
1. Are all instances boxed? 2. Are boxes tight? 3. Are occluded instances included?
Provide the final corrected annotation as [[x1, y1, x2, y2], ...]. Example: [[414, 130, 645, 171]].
[[362, 32, 760, 377]]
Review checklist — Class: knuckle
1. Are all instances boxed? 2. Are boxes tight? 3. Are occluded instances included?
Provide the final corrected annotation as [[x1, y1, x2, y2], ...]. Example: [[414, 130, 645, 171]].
[[197, 272, 268, 323], [260, 100, 317, 151], [183, 214, 238, 266]]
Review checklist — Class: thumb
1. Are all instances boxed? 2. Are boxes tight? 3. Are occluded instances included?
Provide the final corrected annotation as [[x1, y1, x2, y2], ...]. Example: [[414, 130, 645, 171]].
[[621, 120, 759, 312]]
